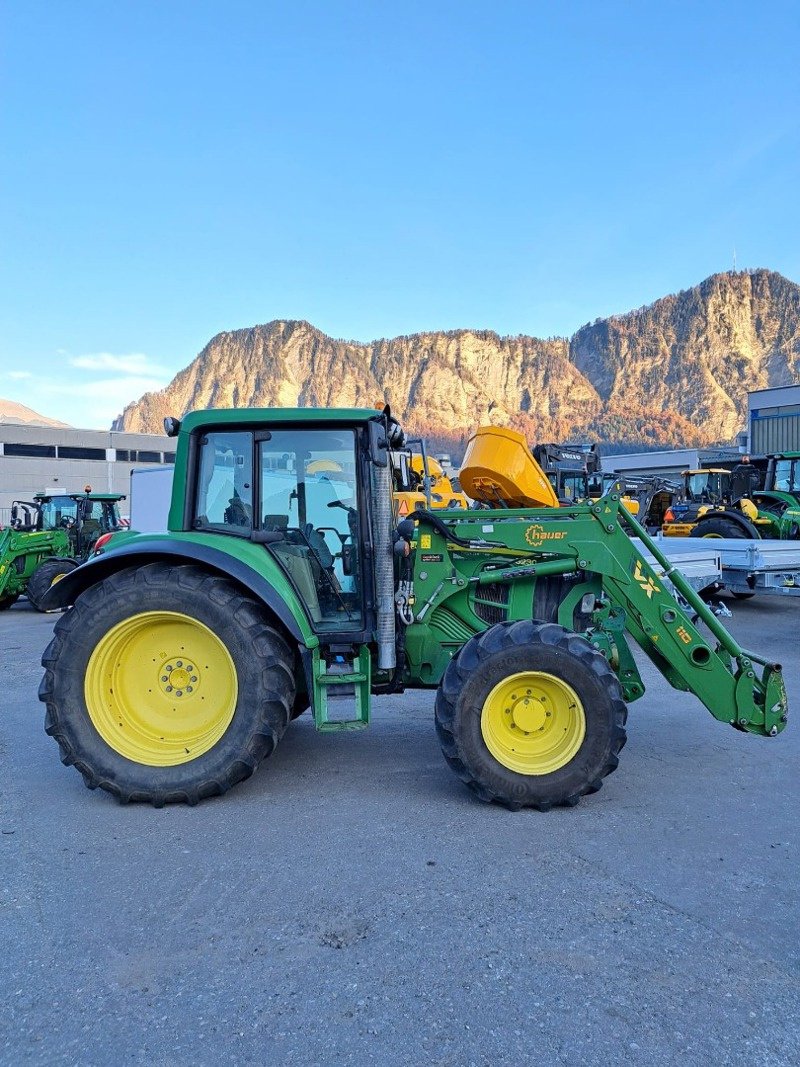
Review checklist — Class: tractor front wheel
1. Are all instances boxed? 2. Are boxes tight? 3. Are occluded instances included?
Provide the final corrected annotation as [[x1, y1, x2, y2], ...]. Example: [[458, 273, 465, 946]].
[[27, 558, 78, 611], [0, 594, 19, 611], [435, 620, 627, 810], [39, 563, 296, 805]]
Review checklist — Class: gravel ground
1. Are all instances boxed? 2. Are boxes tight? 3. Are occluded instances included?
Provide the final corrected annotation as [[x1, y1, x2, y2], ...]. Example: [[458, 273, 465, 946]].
[[1, 595, 798, 1066]]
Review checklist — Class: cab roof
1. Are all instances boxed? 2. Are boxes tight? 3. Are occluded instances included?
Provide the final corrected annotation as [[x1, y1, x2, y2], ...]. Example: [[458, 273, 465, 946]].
[[683, 468, 731, 475], [35, 492, 125, 502], [180, 407, 382, 432]]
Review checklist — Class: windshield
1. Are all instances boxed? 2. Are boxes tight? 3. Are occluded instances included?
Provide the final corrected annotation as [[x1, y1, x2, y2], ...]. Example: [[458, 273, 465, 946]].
[[40, 497, 78, 530]]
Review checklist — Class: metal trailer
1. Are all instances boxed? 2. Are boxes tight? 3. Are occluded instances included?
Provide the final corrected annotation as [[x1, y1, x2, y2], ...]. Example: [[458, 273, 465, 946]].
[[653, 534, 800, 598]]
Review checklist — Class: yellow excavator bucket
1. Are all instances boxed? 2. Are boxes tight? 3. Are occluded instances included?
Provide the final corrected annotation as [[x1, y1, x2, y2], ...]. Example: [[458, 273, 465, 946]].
[[460, 426, 560, 508]]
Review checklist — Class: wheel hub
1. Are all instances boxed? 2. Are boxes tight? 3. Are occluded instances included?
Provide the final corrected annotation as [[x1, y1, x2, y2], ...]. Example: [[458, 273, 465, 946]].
[[157, 658, 199, 698], [508, 693, 547, 733]]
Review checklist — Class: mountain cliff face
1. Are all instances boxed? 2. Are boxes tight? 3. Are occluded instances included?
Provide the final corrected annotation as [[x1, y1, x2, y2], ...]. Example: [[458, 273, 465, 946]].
[[115, 270, 800, 453]]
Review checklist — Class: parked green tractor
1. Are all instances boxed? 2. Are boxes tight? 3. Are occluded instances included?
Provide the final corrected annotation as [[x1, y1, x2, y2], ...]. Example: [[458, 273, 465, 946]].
[[38, 409, 787, 809], [0, 491, 125, 611]]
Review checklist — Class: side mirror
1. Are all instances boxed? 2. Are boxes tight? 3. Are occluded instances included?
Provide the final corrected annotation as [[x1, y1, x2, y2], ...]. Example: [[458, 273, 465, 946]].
[[368, 420, 389, 468]]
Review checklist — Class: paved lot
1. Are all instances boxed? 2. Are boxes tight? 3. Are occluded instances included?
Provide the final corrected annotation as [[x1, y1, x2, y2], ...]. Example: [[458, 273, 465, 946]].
[[1, 595, 799, 1066]]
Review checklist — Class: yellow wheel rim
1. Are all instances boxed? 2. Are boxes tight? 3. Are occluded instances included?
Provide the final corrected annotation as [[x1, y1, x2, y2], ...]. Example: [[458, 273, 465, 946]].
[[700, 532, 724, 538], [84, 611, 238, 766], [480, 670, 586, 775]]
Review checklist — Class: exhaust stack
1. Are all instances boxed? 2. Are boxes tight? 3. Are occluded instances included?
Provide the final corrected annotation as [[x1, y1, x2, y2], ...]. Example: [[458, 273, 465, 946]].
[[370, 461, 396, 671]]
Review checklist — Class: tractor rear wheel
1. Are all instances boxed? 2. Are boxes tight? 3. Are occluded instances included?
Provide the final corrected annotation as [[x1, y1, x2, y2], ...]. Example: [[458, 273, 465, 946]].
[[39, 563, 295, 805], [435, 620, 627, 810], [690, 518, 748, 539], [27, 558, 78, 611]]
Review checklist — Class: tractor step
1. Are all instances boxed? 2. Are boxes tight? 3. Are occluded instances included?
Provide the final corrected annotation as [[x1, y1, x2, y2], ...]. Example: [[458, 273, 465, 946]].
[[312, 646, 371, 731]]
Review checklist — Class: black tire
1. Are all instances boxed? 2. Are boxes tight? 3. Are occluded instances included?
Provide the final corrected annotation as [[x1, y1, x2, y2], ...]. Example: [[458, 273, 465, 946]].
[[291, 692, 310, 720], [435, 620, 627, 810], [0, 593, 20, 611], [731, 591, 756, 600], [690, 518, 748, 539], [39, 563, 296, 806], [27, 558, 78, 611]]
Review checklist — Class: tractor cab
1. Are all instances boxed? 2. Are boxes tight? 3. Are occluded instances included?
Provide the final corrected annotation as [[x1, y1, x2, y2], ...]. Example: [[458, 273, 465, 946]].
[[767, 453, 800, 500], [35, 491, 125, 557], [192, 425, 366, 633], [683, 469, 732, 504]]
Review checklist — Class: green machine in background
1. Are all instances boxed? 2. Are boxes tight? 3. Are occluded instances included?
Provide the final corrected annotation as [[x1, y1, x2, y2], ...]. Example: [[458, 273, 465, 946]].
[[0, 491, 124, 611], [38, 409, 788, 809]]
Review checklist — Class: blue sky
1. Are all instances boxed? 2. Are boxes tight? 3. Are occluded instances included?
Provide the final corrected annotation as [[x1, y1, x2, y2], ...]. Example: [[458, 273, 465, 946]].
[[1, 0, 798, 427]]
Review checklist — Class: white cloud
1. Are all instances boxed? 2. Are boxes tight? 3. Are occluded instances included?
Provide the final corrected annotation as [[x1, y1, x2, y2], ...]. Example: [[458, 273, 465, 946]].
[[70, 352, 169, 376], [2, 350, 174, 428], [39, 374, 168, 428]]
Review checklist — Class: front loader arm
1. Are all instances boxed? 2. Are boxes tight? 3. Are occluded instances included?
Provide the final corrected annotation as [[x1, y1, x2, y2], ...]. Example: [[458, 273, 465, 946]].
[[414, 493, 788, 738]]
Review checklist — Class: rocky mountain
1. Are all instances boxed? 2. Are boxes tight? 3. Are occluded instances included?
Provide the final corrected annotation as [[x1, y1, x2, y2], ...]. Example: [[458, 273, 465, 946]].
[[0, 398, 70, 427], [115, 269, 800, 454]]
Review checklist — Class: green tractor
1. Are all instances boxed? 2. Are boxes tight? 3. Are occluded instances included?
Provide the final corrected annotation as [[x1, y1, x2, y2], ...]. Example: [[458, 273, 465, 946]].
[[765, 451, 800, 502], [38, 408, 787, 809], [662, 463, 800, 541], [0, 490, 125, 611]]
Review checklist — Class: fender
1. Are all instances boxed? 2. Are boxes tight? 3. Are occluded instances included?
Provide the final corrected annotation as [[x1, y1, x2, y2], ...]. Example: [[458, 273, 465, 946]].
[[40, 537, 310, 644]]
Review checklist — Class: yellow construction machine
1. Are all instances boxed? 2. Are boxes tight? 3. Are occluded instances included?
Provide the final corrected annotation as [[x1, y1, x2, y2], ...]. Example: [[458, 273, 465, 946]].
[[393, 446, 469, 517]]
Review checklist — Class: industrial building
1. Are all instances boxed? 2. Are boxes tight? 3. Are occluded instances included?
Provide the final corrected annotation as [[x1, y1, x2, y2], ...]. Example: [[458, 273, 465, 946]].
[[748, 384, 800, 454], [602, 447, 743, 479], [0, 421, 173, 518]]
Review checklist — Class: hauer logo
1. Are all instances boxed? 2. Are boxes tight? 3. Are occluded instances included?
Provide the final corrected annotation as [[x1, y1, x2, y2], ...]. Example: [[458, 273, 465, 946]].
[[524, 524, 567, 548]]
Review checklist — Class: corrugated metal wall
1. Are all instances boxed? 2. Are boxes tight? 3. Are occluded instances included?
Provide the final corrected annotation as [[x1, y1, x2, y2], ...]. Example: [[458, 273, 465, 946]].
[[751, 413, 800, 454]]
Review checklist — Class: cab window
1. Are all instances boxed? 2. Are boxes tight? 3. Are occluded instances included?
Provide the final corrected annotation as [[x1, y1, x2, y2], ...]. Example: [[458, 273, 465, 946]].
[[40, 497, 78, 530], [774, 459, 799, 493], [259, 429, 362, 632], [193, 432, 254, 534]]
